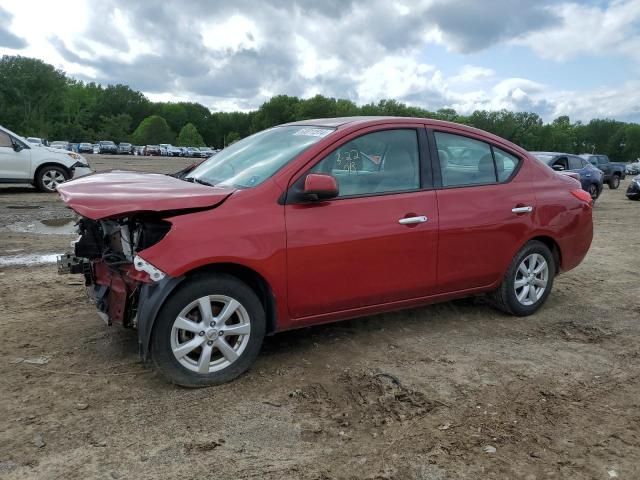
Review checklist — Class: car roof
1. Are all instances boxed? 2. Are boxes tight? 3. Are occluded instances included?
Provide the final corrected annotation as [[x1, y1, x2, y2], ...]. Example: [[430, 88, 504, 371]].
[[530, 151, 579, 157]]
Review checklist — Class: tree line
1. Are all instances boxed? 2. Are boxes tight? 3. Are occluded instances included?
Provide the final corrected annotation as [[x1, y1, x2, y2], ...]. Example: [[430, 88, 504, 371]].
[[0, 55, 638, 161]]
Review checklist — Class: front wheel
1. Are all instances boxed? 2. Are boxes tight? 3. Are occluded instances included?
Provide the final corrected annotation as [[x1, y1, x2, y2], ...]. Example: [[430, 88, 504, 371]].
[[151, 274, 265, 387], [490, 240, 556, 316], [35, 166, 69, 192], [609, 175, 620, 189]]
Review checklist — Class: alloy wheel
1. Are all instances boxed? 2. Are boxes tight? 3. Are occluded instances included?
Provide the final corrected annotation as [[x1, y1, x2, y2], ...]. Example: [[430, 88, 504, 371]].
[[170, 295, 251, 374], [514, 253, 549, 306], [42, 169, 66, 191]]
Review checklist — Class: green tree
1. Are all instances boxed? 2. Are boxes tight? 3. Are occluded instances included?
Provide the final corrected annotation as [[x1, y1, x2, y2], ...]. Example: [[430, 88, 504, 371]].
[[0, 55, 68, 136], [98, 113, 132, 142], [225, 131, 241, 145], [130, 115, 174, 145], [177, 122, 205, 146]]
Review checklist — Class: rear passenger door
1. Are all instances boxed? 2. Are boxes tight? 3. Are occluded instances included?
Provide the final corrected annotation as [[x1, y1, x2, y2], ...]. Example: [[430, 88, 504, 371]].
[[431, 129, 535, 293]]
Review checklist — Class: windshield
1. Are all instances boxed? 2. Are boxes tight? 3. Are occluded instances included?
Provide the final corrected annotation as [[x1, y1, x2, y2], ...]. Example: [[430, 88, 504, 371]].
[[189, 126, 334, 188]]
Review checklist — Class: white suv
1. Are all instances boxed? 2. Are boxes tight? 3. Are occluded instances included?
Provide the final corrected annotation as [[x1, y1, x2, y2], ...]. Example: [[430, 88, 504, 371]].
[[0, 125, 92, 192]]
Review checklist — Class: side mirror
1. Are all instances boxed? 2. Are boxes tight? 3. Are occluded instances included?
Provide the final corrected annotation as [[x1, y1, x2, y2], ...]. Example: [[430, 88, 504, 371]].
[[12, 141, 23, 152], [303, 173, 338, 201], [552, 164, 565, 171]]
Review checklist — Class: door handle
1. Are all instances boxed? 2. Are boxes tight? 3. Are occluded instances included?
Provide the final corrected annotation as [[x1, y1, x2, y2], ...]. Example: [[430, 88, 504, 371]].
[[511, 206, 533, 214], [399, 216, 428, 225]]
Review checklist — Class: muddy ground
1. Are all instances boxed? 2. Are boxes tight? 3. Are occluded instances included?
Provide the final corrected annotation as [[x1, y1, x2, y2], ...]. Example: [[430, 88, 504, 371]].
[[1, 154, 639, 479]]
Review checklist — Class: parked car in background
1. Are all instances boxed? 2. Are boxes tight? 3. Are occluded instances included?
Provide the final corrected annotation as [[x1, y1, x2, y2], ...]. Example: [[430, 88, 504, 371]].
[[118, 142, 133, 155], [50, 141, 71, 151], [186, 147, 203, 157], [143, 145, 162, 156], [26, 137, 44, 146], [56, 117, 594, 386], [532, 152, 604, 201], [0, 124, 92, 192], [199, 147, 214, 158], [579, 154, 626, 189], [626, 175, 640, 200], [98, 140, 118, 154], [625, 161, 640, 175], [166, 145, 182, 157], [78, 142, 93, 154]]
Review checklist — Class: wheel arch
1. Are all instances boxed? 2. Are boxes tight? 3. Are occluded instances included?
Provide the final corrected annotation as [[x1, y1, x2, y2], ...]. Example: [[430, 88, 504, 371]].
[[528, 235, 562, 274], [34, 161, 72, 180], [185, 263, 278, 336]]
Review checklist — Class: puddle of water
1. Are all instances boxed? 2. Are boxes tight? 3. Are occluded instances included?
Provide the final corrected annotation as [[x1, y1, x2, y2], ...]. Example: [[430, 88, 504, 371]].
[[0, 253, 59, 267], [5, 218, 76, 235]]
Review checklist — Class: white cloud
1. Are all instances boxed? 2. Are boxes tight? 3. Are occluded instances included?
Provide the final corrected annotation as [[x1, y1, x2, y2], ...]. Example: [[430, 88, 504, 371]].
[[450, 65, 495, 83], [515, 0, 640, 61]]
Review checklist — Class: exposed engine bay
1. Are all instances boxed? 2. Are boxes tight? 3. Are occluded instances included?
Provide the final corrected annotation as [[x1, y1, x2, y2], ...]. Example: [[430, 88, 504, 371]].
[[58, 217, 171, 327]]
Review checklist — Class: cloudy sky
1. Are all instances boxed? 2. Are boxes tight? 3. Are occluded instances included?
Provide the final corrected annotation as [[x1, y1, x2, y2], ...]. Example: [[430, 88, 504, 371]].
[[0, 0, 639, 121]]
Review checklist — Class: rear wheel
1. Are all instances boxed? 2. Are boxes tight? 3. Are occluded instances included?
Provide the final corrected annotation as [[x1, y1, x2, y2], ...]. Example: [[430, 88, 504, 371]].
[[588, 183, 599, 201], [609, 174, 620, 189], [490, 240, 555, 316], [151, 274, 265, 387], [35, 166, 68, 192]]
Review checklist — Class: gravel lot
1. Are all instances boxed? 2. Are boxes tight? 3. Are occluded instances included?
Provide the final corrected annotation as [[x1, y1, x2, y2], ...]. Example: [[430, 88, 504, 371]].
[[1, 154, 639, 479]]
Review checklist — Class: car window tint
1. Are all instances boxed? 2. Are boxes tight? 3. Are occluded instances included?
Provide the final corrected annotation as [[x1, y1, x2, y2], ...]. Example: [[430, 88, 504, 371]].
[[0, 130, 12, 148], [310, 129, 420, 197], [568, 156, 583, 170], [552, 157, 569, 170], [599, 157, 607, 165], [434, 132, 496, 186], [493, 147, 520, 181]]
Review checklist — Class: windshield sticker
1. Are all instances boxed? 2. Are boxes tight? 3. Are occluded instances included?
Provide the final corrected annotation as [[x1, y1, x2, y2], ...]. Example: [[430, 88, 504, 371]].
[[293, 128, 332, 138]]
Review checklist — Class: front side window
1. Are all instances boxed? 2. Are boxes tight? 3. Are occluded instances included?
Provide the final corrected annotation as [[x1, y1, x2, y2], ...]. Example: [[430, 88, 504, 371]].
[[0, 130, 12, 148], [552, 157, 569, 170], [310, 129, 420, 197], [435, 132, 496, 186], [190, 126, 334, 188]]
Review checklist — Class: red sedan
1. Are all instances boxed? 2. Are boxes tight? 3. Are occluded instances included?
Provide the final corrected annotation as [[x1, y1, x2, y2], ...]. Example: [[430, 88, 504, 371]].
[[57, 117, 593, 387]]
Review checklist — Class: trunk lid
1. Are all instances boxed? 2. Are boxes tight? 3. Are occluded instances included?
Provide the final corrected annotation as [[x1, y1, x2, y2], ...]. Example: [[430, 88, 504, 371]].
[[57, 171, 235, 220]]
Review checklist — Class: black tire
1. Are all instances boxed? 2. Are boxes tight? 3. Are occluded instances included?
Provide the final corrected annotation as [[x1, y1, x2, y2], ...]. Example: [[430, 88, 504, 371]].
[[35, 165, 69, 192], [490, 240, 556, 316], [588, 183, 600, 202], [608, 174, 620, 189], [151, 273, 265, 387]]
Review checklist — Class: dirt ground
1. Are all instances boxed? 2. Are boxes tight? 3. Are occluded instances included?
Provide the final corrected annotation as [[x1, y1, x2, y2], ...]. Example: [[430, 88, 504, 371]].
[[1, 154, 639, 480]]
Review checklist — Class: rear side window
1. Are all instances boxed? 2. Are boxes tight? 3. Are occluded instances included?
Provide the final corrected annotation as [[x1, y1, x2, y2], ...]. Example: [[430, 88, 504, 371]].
[[493, 147, 521, 181], [0, 130, 12, 148], [434, 132, 496, 186]]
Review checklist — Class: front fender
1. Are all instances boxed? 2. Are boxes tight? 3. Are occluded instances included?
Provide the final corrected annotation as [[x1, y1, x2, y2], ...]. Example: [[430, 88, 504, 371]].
[[136, 275, 185, 360]]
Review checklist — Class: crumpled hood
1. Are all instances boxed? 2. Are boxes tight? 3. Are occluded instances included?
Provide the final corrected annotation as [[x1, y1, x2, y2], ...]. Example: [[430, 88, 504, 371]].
[[57, 170, 235, 220]]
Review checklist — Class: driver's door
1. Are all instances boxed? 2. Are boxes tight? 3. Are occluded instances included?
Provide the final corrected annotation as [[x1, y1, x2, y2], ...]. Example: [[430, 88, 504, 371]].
[[0, 130, 31, 180], [284, 126, 438, 320]]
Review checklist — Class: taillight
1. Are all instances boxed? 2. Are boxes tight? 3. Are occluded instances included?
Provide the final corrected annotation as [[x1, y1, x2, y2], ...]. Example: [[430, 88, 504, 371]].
[[570, 189, 593, 205]]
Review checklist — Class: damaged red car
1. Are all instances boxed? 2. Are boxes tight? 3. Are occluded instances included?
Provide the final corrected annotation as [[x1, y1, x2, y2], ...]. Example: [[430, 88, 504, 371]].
[[57, 117, 593, 387]]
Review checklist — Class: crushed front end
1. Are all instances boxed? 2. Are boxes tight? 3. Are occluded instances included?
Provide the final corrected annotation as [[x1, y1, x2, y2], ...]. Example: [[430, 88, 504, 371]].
[[58, 217, 172, 328]]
